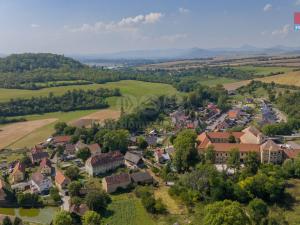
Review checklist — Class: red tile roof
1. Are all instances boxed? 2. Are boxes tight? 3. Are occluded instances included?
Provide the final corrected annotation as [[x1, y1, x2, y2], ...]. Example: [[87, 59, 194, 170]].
[[55, 170, 70, 185], [40, 158, 52, 168], [283, 149, 300, 159], [53, 136, 71, 143], [206, 143, 260, 153], [228, 109, 241, 119]]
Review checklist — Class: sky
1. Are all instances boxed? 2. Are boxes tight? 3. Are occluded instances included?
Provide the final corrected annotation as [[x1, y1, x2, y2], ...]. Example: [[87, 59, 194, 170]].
[[0, 0, 299, 54]]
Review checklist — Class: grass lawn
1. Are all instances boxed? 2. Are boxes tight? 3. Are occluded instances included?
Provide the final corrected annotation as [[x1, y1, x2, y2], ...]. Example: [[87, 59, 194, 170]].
[[234, 66, 293, 76], [102, 193, 155, 225], [282, 179, 300, 225]]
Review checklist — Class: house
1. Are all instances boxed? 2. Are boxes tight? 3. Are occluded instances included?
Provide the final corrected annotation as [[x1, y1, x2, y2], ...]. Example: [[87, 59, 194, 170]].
[[154, 149, 170, 163], [260, 140, 283, 164], [197, 126, 282, 164], [69, 203, 89, 217], [10, 162, 25, 184], [85, 151, 124, 176], [64, 144, 76, 156], [145, 135, 158, 147], [55, 170, 70, 191], [102, 173, 131, 193], [240, 126, 265, 144], [131, 171, 153, 185], [30, 146, 49, 164], [124, 151, 143, 168], [228, 109, 241, 120], [40, 158, 53, 175], [52, 136, 71, 146], [30, 172, 52, 194], [75, 141, 101, 155]]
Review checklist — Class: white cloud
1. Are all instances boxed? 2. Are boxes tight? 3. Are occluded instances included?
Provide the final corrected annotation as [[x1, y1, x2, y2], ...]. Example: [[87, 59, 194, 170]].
[[69, 12, 163, 33], [296, 0, 300, 5], [179, 7, 190, 14], [30, 24, 40, 28], [263, 4, 272, 12], [271, 24, 291, 37]]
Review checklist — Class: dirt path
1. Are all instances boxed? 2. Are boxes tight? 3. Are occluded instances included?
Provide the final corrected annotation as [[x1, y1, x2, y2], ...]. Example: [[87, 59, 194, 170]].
[[0, 118, 57, 149]]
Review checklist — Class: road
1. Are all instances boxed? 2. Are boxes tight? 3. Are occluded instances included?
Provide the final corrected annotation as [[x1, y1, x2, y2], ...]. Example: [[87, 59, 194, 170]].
[[206, 113, 227, 131]]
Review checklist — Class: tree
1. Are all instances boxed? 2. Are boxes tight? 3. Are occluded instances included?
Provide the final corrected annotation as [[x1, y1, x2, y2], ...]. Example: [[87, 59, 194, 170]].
[[248, 198, 269, 225], [65, 166, 80, 180], [68, 181, 82, 197], [3, 216, 12, 225], [85, 190, 111, 213], [54, 122, 68, 135], [228, 134, 236, 143], [203, 200, 250, 225], [283, 159, 295, 178], [13, 217, 22, 225], [76, 147, 91, 162], [50, 187, 61, 202], [53, 211, 73, 225], [173, 129, 198, 172], [205, 145, 216, 164], [137, 137, 148, 150], [244, 152, 260, 174], [82, 211, 101, 225], [56, 145, 64, 157], [227, 148, 240, 170], [102, 129, 129, 153]]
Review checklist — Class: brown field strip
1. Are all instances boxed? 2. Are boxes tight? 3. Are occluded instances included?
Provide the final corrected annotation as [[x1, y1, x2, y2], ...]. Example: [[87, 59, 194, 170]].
[[70, 109, 121, 127], [256, 71, 300, 86], [0, 118, 57, 149]]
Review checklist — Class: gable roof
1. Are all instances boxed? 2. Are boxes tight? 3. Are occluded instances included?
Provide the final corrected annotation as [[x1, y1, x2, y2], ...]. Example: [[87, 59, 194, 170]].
[[55, 170, 70, 185], [31, 172, 49, 186], [131, 171, 152, 183], [243, 126, 263, 137], [210, 143, 260, 152], [53, 136, 71, 144], [40, 158, 52, 168], [87, 151, 124, 167], [104, 173, 130, 186], [260, 140, 280, 151], [124, 152, 142, 164], [12, 162, 25, 175], [88, 143, 101, 154]]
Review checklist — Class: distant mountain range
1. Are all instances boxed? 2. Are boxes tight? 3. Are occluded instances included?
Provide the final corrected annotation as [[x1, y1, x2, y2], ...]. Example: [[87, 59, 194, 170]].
[[72, 45, 300, 62]]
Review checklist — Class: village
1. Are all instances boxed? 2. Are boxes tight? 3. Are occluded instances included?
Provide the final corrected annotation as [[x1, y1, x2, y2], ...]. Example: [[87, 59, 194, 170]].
[[0, 95, 299, 225]]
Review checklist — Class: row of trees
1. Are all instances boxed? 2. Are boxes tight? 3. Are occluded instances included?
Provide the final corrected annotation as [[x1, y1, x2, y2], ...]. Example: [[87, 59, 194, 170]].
[[0, 88, 120, 117]]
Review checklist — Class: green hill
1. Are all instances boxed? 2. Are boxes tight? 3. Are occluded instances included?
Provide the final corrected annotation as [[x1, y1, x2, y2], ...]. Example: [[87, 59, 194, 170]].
[[0, 53, 84, 72]]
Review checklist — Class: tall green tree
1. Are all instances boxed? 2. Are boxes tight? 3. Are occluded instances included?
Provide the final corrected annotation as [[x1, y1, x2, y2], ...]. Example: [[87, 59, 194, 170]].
[[248, 198, 269, 225], [227, 148, 240, 170], [53, 211, 73, 225], [173, 129, 198, 172], [82, 211, 101, 225]]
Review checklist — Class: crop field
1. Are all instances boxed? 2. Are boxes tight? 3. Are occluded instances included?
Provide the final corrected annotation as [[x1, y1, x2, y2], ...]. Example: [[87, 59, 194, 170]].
[[233, 66, 294, 76], [256, 71, 300, 86], [4, 80, 179, 149], [102, 194, 155, 225], [0, 118, 57, 150]]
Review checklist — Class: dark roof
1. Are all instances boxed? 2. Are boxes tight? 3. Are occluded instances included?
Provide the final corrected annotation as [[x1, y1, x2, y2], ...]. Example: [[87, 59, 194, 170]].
[[145, 135, 157, 146], [65, 144, 76, 155], [12, 162, 25, 174], [87, 151, 123, 167], [104, 173, 130, 185], [131, 171, 152, 183], [124, 152, 142, 165], [31, 150, 49, 162]]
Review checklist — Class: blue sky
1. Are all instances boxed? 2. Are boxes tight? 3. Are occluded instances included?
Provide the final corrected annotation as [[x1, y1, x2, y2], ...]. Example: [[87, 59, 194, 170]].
[[0, 0, 299, 54]]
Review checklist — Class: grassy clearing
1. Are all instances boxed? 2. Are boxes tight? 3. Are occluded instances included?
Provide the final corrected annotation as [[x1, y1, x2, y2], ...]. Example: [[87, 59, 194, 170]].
[[200, 77, 237, 87], [234, 66, 293, 76], [102, 193, 155, 225]]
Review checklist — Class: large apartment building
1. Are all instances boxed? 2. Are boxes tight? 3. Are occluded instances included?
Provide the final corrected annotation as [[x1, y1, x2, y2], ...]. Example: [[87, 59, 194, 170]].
[[198, 126, 282, 164]]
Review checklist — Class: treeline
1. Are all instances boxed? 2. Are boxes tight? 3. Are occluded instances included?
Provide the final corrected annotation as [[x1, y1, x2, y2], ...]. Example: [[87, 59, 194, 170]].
[[0, 88, 120, 117], [0, 117, 26, 125]]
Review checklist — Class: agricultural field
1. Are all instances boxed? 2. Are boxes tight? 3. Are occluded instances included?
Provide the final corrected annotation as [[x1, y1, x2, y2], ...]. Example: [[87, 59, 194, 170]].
[[256, 71, 300, 87], [3, 80, 179, 149], [233, 65, 294, 76], [102, 194, 155, 225]]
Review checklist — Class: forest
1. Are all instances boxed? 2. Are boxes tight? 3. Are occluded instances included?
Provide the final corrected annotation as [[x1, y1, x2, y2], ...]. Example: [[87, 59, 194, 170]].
[[0, 88, 120, 117]]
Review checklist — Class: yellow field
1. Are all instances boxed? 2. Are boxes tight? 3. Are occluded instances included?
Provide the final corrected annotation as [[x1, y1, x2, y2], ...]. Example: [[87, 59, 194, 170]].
[[256, 71, 300, 86]]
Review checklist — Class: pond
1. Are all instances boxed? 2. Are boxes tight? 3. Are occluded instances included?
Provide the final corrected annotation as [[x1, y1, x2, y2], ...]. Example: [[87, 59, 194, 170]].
[[0, 207, 59, 224]]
